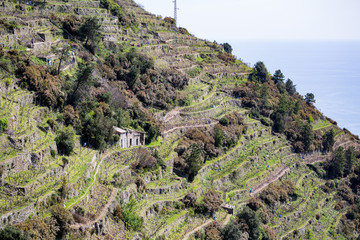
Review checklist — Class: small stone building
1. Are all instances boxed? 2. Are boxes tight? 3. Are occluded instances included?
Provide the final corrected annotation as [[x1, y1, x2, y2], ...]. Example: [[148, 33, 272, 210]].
[[221, 203, 235, 215], [113, 126, 145, 148]]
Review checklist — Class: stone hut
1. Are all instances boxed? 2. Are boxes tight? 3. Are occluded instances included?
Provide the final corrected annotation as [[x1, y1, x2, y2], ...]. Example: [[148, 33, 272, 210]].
[[221, 203, 235, 215], [113, 126, 145, 148]]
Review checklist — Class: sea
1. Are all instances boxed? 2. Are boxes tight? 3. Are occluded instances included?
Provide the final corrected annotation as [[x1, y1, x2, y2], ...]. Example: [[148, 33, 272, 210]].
[[227, 40, 360, 136]]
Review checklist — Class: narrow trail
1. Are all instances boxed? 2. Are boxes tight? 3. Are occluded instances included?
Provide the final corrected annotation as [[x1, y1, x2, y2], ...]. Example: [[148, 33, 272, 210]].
[[71, 187, 117, 229], [182, 214, 231, 240], [162, 121, 218, 135], [163, 107, 180, 122], [250, 166, 290, 196], [66, 151, 112, 210], [222, 214, 231, 226], [182, 219, 213, 240]]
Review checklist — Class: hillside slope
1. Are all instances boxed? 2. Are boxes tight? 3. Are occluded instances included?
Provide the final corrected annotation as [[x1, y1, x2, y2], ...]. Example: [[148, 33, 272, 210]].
[[1, 0, 360, 239]]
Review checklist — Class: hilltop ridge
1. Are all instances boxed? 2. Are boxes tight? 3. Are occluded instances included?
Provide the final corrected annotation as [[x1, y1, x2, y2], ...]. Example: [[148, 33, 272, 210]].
[[0, 0, 360, 239]]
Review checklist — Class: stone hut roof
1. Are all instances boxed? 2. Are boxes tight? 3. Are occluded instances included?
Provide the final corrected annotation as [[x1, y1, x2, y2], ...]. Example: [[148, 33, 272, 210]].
[[113, 126, 145, 134], [221, 203, 235, 210], [113, 126, 127, 134]]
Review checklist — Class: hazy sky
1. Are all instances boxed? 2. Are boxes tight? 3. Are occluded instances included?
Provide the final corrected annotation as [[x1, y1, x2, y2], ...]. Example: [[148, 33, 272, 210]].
[[134, 0, 360, 41]]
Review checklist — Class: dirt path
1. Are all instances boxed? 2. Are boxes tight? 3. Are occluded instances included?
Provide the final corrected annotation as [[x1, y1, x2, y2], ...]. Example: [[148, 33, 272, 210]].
[[182, 214, 231, 240], [162, 121, 218, 135], [250, 166, 290, 196], [71, 187, 117, 229], [66, 151, 112, 210], [182, 219, 213, 240], [222, 214, 231, 226], [164, 107, 179, 122]]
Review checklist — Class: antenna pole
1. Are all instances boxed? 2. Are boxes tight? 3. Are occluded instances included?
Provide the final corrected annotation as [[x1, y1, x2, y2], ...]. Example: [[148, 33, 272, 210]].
[[173, 0, 178, 26]]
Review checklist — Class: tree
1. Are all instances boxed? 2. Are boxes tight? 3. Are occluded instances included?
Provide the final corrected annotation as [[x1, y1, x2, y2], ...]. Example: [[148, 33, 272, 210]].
[[55, 126, 76, 156], [68, 62, 94, 106], [322, 129, 335, 152], [50, 205, 73, 239], [301, 123, 313, 152], [56, 45, 71, 75], [237, 206, 260, 240], [15, 217, 58, 240], [58, 177, 69, 200], [250, 61, 269, 83], [222, 43, 233, 54], [285, 79, 296, 95], [221, 222, 242, 240], [273, 69, 285, 83], [276, 81, 286, 94], [182, 192, 197, 207], [145, 124, 159, 144], [80, 107, 116, 150], [271, 96, 289, 133], [327, 147, 346, 178], [344, 146, 357, 176], [113, 205, 123, 222], [214, 127, 224, 147], [0, 117, 8, 134], [272, 110, 285, 133], [203, 190, 222, 213], [305, 93, 315, 105], [78, 16, 102, 46], [0, 225, 30, 240], [185, 144, 202, 181], [219, 117, 229, 126], [164, 17, 176, 25], [260, 85, 269, 108]]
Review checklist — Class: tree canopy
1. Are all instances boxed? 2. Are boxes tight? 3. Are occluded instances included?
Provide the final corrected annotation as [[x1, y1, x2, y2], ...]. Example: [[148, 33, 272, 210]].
[[285, 79, 296, 95], [305, 93, 316, 105], [273, 69, 285, 83], [327, 147, 346, 178], [55, 126, 76, 156], [78, 16, 102, 48], [250, 61, 269, 83], [222, 43, 233, 54]]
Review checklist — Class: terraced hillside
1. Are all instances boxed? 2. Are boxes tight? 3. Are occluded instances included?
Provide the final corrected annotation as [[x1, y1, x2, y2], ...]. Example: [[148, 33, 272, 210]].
[[1, 0, 360, 239]]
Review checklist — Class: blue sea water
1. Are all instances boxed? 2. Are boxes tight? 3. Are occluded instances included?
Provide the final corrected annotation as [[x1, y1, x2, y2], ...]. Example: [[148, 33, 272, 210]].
[[228, 40, 360, 136]]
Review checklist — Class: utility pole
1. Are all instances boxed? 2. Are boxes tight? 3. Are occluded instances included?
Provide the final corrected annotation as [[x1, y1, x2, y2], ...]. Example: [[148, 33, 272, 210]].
[[173, 0, 178, 26]]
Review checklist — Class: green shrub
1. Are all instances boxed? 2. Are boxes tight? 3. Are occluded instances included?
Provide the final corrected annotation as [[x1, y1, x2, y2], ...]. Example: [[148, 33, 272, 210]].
[[186, 67, 201, 78], [0, 57, 11, 72], [0, 225, 30, 240], [121, 197, 143, 230], [179, 27, 190, 35], [100, 0, 110, 8], [164, 17, 175, 25], [182, 94, 193, 106], [214, 127, 224, 147], [55, 126, 76, 156], [62, 157, 69, 166], [50, 148, 56, 158], [219, 117, 229, 126], [0, 118, 8, 134], [47, 119, 56, 131], [4, 78, 11, 88], [308, 116, 314, 123]]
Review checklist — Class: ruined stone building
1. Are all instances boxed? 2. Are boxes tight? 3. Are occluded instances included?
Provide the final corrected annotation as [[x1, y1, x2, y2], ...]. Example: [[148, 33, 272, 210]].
[[113, 126, 145, 148]]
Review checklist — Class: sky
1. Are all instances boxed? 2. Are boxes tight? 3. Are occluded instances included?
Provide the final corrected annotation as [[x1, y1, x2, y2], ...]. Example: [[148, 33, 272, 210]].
[[134, 0, 360, 41]]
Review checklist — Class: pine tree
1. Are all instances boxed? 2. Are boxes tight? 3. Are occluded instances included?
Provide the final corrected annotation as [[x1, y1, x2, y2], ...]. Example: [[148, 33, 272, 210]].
[[273, 69, 285, 83]]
